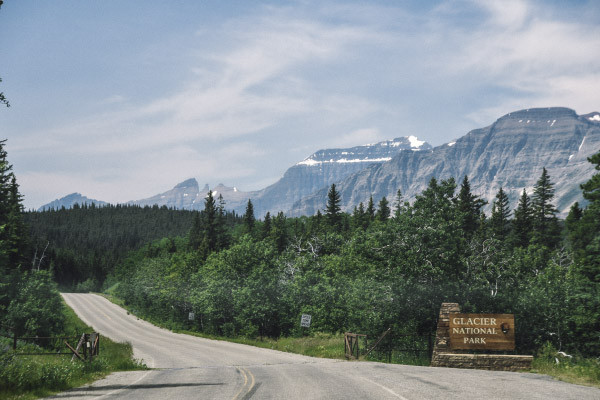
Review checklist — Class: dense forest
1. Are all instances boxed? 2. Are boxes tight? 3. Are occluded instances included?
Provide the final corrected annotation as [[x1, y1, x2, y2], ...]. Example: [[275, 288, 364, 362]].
[[24, 204, 241, 289]]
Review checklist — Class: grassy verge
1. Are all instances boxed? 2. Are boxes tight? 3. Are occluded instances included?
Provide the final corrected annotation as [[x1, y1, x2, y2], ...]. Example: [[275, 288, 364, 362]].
[[531, 344, 600, 388], [0, 299, 146, 400]]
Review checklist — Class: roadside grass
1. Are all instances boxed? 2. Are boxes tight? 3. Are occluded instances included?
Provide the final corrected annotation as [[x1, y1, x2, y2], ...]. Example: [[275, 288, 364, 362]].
[[0, 299, 146, 400], [530, 344, 600, 389]]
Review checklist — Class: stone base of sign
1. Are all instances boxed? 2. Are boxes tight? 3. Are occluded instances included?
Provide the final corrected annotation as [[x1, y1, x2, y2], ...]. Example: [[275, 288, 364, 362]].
[[430, 303, 532, 371], [431, 302, 461, 366], [433, 353, 533, 371]]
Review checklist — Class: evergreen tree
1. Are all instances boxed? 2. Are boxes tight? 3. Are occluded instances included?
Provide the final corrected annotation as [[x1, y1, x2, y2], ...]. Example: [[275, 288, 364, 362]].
[[377, 196, 390, 221], [394, 189, 406, 219], [565, 202, 583, 234], [243, 199, 255, 235], [366, 195, 375, 222], [0, 140, 27, 271], [216, 194, 230, 250], [271, 212, 288, 253], [325, 184, 341, 228], [262, 211, 272, 239], [203, 190, 218, 252], [531, 167, 560, 247], [511, 189, 533, 248], [490, 187, 511, 242], [457, 176, 486, 238]]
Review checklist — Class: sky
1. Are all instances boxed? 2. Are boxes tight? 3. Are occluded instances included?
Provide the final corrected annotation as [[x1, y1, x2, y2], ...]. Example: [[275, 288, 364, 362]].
[[1, 0, 599, 210]]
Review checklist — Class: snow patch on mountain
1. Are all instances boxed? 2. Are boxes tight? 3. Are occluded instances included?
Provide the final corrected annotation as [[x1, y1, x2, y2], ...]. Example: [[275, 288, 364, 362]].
[[408, 135, 425, 148]]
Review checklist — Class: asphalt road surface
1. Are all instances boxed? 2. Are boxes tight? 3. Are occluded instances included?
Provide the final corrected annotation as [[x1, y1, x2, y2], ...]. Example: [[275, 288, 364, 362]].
[[51, 293, 600, 400]]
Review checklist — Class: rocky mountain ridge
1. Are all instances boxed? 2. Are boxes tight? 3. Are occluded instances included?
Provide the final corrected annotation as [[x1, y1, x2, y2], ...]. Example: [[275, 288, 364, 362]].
[[41, 136, 431, 214], [38, 193, 107, 211], [289, 107, 600, 217]]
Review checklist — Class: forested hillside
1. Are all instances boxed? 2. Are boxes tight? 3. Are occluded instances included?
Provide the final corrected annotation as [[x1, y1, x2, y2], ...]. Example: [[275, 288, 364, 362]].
[[25, 204, 242, 289]]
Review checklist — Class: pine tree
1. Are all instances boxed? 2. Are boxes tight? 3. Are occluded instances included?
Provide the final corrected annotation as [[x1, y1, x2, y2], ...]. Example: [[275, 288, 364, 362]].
[[490, 187, 511, 242], [0, 140, 13, 226], [457, 176, 486, 237], [271, 212, 288, 252], [531, 167, 560, 247], [366, 196, 375, 222], [565, 202, 583, 233], [215, 194, 230, 250], [325, 184, 341, 228], [511, 189, 533, 248], [0, 140, 27, 271], [262, 211, 272, 239], [203, 190, 218, 252], [394, 189, 406, 219], [377, 196, 390, 221], [243, 199, 255, 235]]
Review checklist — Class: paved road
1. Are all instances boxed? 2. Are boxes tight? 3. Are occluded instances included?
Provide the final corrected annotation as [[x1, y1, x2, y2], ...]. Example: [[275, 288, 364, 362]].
[[51, 293, 599, 400]]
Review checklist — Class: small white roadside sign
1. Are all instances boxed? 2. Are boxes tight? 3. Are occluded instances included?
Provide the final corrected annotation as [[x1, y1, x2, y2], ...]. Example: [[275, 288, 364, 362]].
[[300, 314, 312, 328]]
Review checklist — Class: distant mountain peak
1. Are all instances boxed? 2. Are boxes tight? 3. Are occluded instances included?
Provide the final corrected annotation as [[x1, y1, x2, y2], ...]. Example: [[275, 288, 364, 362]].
[[174, 178, 199, 189], [38, 193, 107, 211]]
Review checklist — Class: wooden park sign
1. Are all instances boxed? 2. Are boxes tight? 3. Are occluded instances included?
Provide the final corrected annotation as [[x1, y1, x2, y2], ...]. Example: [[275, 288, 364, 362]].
[[449, 313, 515, 350], [432, 304, 530, 371]]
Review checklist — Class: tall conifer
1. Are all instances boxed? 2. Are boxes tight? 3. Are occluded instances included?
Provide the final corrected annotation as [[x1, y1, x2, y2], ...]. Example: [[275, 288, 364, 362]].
[[531, 167, 560, 247], [457, 176, 486, 237], [512, 189, 533, 248], [490, 187, 511, 242], [203, 190, 218, 252], [262, 211, 272, 239], [366, 196, 375, 222], [243, 199, 255, 234], [377, 196, 390, 221], [325, 184, 341, 228]]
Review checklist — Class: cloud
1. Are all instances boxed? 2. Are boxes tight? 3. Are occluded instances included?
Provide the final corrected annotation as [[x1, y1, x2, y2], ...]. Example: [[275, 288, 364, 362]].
[[443, 0, 600, 124]]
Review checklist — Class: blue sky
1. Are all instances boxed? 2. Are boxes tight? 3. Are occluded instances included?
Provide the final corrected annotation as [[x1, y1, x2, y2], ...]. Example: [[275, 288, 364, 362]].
[[1, 0, 599, 209]]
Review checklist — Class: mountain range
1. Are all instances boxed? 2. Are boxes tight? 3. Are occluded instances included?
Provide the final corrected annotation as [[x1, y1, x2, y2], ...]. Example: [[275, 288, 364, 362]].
[[40, 107, 600, 217]]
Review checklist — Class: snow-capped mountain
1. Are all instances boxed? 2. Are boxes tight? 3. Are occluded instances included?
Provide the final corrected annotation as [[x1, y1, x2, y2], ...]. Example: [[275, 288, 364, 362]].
[[289, 107, 600, 217], [243, 136, 431, 216]]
